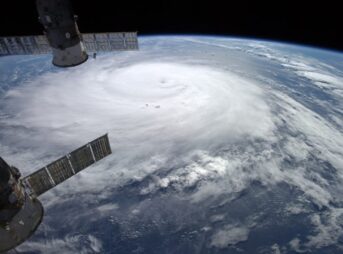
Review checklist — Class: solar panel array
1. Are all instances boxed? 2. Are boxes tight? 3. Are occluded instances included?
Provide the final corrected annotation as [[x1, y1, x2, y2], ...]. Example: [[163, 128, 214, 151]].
[[82, 32, 139, 52], [23, 134, 112, 197], [0, 32, 138, 56], [0, 36, 50, 55]]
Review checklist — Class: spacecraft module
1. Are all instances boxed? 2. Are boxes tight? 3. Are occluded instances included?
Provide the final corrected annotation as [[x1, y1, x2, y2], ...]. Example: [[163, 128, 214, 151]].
[[0, 0, 139, 67], [0, 134, 112, 252]]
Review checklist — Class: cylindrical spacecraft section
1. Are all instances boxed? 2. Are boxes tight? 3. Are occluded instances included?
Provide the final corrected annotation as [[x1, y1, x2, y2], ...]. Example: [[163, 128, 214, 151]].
[[0, 192, 44, 252], [36, 0, 88, 67], [0, 157, 25, 225], [0, 158, 42, 252]]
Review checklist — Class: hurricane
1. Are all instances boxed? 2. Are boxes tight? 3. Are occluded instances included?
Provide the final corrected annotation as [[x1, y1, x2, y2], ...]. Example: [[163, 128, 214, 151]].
[[1, 36, 343, 253]]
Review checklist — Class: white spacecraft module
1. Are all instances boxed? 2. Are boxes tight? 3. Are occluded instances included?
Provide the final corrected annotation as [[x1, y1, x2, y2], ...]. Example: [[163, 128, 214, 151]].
[[0, 134, 112, 252], [0, 0, 139, 67]]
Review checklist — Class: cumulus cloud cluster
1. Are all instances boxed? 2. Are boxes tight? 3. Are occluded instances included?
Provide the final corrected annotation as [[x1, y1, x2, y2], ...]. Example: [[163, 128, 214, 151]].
[[210, 224, 250, 248], [17, 234, 102, 254]]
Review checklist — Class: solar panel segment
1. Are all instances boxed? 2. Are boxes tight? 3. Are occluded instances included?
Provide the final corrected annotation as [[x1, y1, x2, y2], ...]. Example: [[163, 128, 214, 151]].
[[0, 36, 50, 55], [25, 168, 54, 196]]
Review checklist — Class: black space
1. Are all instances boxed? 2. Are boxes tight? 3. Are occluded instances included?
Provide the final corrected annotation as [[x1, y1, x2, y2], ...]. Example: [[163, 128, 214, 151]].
[[1, 0, 342, 52]]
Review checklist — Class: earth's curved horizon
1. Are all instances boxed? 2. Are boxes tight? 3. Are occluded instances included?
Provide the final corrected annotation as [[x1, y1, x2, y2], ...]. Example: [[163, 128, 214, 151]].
[[1, 35, 343, 253]]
